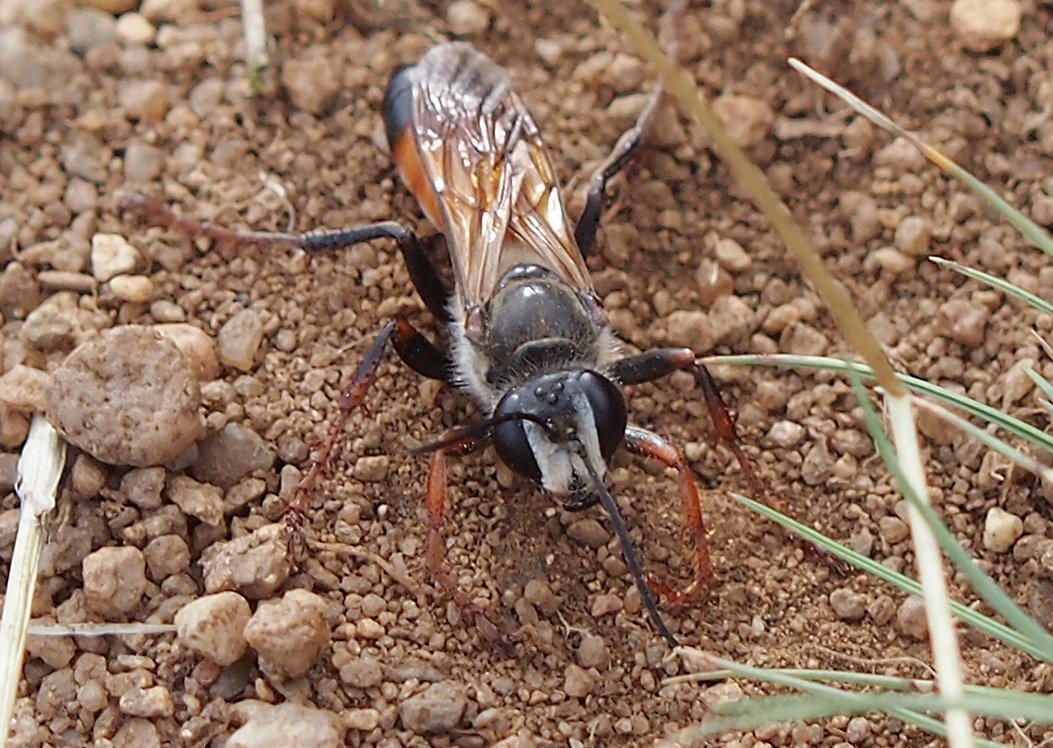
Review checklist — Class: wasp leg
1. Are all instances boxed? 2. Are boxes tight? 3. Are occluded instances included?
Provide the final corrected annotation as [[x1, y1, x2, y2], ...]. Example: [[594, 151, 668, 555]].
[[574, 82, 663, 255], [611, 348, 766, 497], [574, 0, 685, 255], [287, 318, 449, 519], [613, 348, 847, 574], [424, 438, 510, 646], [623, 425, 712, 605], [124, 197, 451, 323]]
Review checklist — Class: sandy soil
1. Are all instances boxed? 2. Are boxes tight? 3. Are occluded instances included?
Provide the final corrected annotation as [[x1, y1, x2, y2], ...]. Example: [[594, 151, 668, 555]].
[[2, 0, 1052, 745]]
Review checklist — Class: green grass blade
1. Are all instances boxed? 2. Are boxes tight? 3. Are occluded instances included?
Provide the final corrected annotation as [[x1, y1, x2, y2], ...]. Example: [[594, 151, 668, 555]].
[[845, 374, 1053, 660], [930, 257, 1053, 317], [707, 354, 1053, 454], [912, 398, 1053, 483], [788, 58, 1053, 259], [1023, 363, 1053, 401], [731, 493, 1048, 661]]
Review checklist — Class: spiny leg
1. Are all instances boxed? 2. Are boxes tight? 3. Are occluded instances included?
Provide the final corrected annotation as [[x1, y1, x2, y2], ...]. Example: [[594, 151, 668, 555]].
[[612, 347, 846, 572], [419, 429, 508, 645], [623, 425, 712, 606], [612, 348, 767, 498], [287, 318, 448, 519], [574, 0, 686, 255], [124, 196, 451, 323]]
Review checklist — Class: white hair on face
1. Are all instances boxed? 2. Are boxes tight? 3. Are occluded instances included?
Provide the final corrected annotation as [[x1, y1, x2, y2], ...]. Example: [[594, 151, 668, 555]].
[[524, 390, 606, 496]]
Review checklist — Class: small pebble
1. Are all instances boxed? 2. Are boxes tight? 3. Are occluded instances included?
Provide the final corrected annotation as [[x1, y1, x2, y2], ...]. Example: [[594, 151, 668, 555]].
[[664, 310, 714, 352], [352, 455, 389, 482], [356, 618, 385, 639], [447, 0, 490, 35], [338, 656, 383, 688], [115, 12, 156, 45], [113, 718, 161, 748], [523, 579, 560, 614], [109, 274, 154, 303], [563, 664, 596, 698], [874, 137, 925, 170], [0, 262, 42, 317], [950, 0, 1020, 52], [118, 79, 169, 122], [982, 507, 1023, 553], [143, 534, 190, 581], [200, 522, 291, 599], [714, 237, 751, 271], [175, 591, 252, 666], [707, 295, 752, 344], [69, 454, 106, 500], [36, 272, 96, 294], [82, 546, 147, 617], [150, 300, 186, 322], [871, 248, 914, 274], [695, 258, 733, 307], [577, 634, 609, 669], [896, 596, 928, 640], [119, 685, 174, 718], [591, 593, 622, 617], [567, 518, 608, 548], [280, 54, 340, 115], [846, 716, 871, 743], [243, 589, 331, 677], [767, 420, 804, 448], [937, 299, 988, 347], [154, 323, 220, 381], [20, 293, 80, 351], [45, 326, 204, 466], [218, 308, 265, 372], [699, 680, 744, 708], [781, 322, 829, 356], [712, 94, 773, 148], [399, 681, 467, 734], [800, 439, 833, 486], [123, 139, 164, 183], [227, 702, 345, 748], [829, 588, 866, 621], [344, 708, 380, 732], [120, 466, 165, 509], [191, 422, 276, 488], [224, 477, 267, 513], [166, 475, 224, 526], [0, 364, 48, 412], [91, 234, 141, 282], [67, 8, 117, 54], [879, 516, 910, 544], [894, 216, 932, 256]]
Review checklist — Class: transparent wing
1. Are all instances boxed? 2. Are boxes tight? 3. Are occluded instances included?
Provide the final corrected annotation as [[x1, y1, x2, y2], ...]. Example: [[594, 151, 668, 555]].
[[408, 43, 593, 307]]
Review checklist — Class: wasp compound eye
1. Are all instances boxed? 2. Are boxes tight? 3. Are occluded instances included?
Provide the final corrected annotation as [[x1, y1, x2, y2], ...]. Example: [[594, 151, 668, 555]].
[[577, 371, 627, 460], [492, 390, 542, 482]]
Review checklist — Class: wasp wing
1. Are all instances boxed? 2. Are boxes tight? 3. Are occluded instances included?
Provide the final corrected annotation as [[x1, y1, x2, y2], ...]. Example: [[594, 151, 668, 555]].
[[406, 43, 593, 308]]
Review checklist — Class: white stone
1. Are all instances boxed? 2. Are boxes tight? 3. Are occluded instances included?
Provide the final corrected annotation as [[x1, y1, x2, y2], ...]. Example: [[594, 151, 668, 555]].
[[91, 233, 142, 281], [950, 0, 1021, 52], [982, 507, 1023, 553]]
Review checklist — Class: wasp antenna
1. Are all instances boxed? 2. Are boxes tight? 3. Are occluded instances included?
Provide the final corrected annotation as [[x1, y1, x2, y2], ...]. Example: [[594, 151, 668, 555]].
[[579, 450, 678, 647]]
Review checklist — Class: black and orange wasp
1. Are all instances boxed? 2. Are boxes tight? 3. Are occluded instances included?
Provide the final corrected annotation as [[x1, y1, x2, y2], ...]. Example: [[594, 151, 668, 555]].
[[130, 12, 765, 645]]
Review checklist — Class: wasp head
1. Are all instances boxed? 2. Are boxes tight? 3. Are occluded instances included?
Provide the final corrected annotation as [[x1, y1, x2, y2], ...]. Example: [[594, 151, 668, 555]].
[[490, 370, 627, 500]]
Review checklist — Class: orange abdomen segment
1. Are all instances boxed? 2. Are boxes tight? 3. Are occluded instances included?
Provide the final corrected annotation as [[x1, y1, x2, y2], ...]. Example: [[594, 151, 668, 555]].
[[384, 66, 443, 229]]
